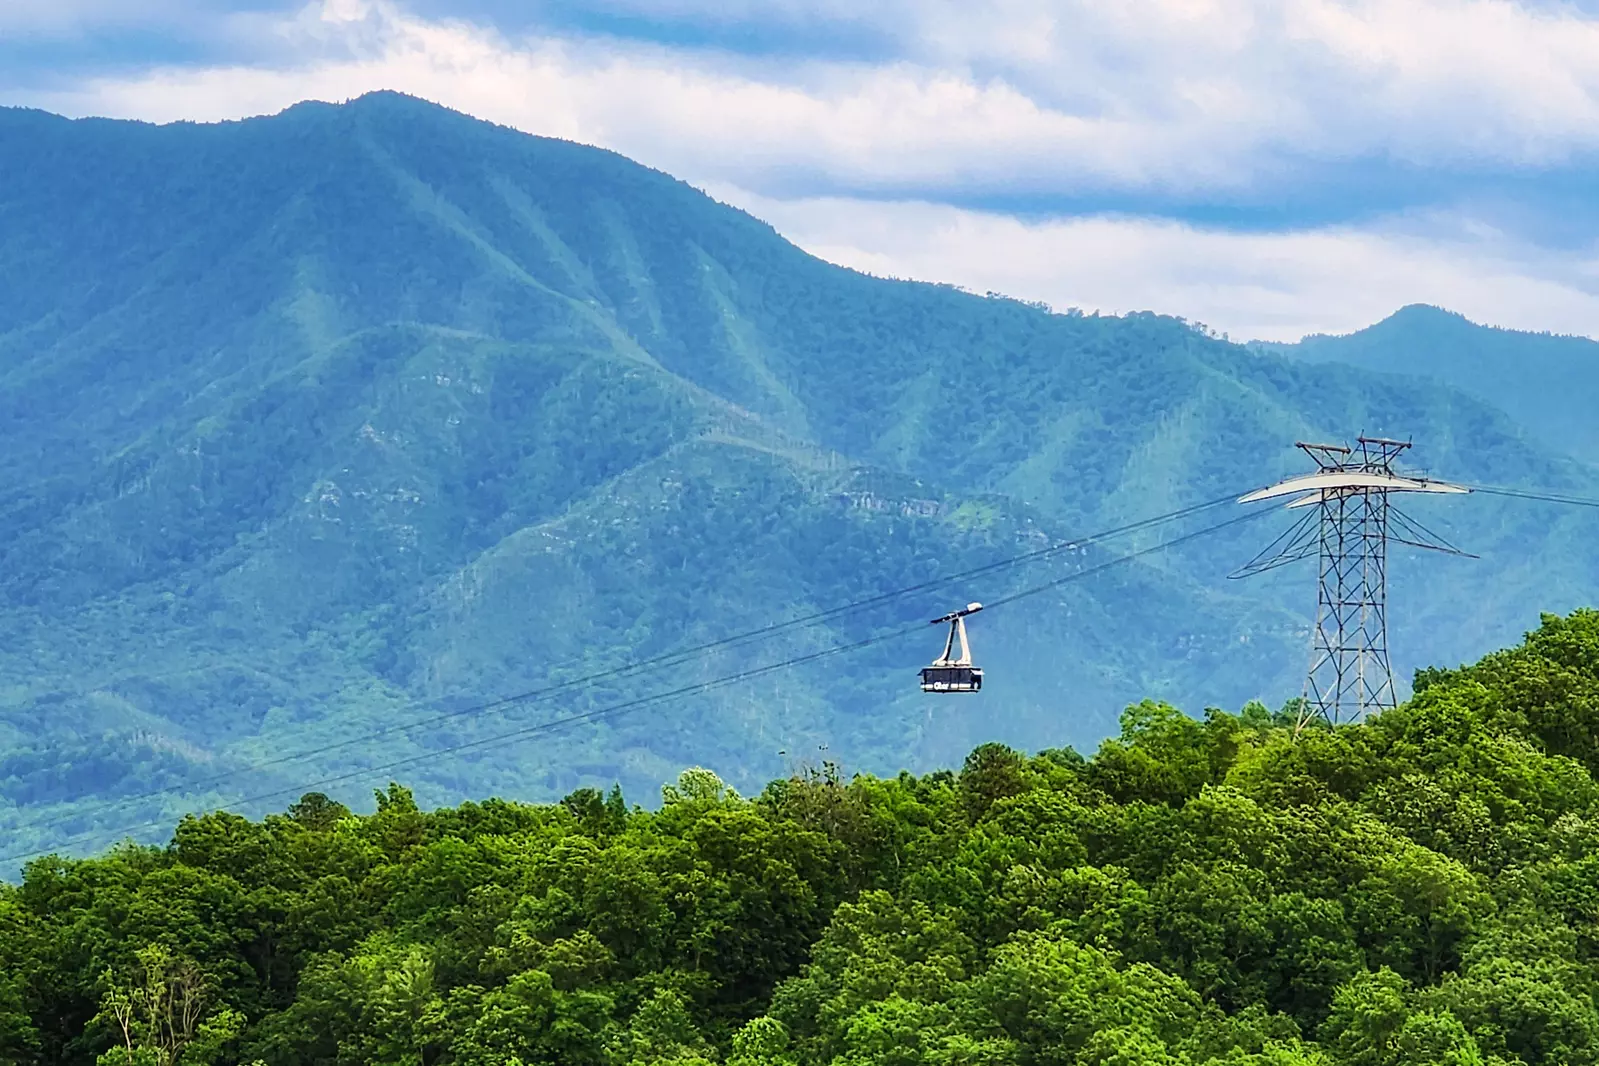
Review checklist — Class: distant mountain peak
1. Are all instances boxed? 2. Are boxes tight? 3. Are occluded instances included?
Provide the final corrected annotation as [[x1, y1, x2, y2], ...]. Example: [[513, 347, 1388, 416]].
[[344, 88, 453, 113], [1291, 304, 1473, 345], [274, 90, 460, 124], [1277, 298, 1599, 464], [1385, 304, 1470, 325], [1372, 304, 1593, 343]]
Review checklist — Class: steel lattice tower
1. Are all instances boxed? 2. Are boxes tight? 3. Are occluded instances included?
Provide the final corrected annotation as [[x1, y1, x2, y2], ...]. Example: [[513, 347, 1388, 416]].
[[1234, 439, 1470, 729], [1302, 440, 1401, 721]]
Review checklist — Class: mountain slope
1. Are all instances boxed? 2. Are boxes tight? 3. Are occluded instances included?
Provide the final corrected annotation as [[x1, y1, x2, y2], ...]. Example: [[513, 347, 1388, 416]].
[[2, 93, 1598, 861], [1258, 304, 1599, 464]]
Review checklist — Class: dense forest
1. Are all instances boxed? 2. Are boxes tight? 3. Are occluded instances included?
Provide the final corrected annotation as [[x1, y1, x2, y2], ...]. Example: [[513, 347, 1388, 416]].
[[7, 611, 1599, 1065]]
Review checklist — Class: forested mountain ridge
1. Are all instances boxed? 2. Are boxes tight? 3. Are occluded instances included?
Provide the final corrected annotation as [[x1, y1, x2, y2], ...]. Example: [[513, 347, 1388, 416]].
[[2, 92, 1599, 862], [7, 612, 1599, 1065]]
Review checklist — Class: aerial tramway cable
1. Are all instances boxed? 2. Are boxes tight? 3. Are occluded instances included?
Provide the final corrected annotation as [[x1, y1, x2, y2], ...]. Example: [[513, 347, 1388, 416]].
[[981, 509, 1270, 610], [3, 502, 1268, 866], [17, 477, 1599, 865], [6, 492, 1245, 845], [2, 624, 932, 867]]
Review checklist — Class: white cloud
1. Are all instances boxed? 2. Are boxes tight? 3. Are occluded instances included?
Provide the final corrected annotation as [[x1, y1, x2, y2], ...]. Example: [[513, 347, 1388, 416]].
[[515, 0, 1599, 168], [711, 188, 1599, 340], [21, 0, 1599, 199], [12, 0, 1599, 339], [13, 3, 1200, 191]]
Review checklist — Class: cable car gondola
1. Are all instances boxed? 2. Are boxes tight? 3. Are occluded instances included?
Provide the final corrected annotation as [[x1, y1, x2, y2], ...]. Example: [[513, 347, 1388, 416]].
[[921, 602, 983, 693]]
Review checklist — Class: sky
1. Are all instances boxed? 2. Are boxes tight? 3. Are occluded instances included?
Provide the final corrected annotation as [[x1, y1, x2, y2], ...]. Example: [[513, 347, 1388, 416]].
[[5, 0, 1599, 340]]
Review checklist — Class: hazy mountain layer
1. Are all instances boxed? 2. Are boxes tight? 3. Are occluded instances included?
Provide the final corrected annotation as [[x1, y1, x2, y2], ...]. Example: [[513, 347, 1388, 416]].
[[2, 92, 1597, 862], [1259, 304, 1599, 465]]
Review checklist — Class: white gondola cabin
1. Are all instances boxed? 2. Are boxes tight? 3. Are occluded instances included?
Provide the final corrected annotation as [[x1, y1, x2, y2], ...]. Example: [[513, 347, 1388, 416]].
[[921, 602, 983, 693]]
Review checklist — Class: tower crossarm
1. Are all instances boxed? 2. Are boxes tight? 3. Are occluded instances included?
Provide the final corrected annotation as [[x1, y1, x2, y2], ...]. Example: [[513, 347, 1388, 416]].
[[1239, 471, 1469, 504]]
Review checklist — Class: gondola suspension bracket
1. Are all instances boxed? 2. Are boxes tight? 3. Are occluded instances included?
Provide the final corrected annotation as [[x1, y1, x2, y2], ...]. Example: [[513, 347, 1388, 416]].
[[921, 602, 984, 693]]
